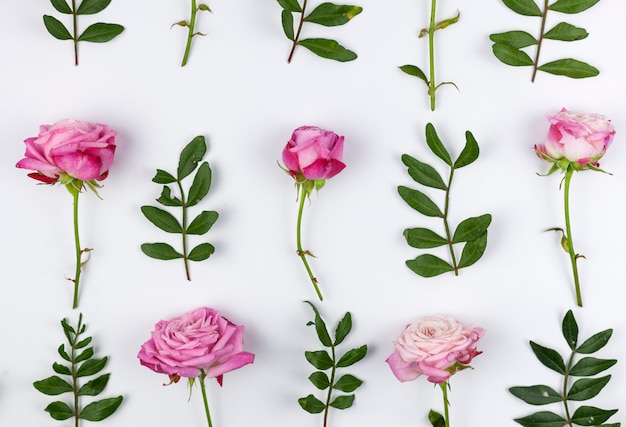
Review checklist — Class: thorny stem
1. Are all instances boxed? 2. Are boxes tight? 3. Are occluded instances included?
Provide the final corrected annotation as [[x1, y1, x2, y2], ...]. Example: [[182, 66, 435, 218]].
[[442, 167, 459, 275], [72, 0, 79, 66], [71, 187, 83, 309], [296, 184, 323, 301], [440, 382, 451, 427], [563, 168, 583, 307], [562, 351, 575, 426], [427, 0, 437, 111], [287, 0, 308, 63], [199, 371, 214, 427], [531, 0, 549, 82], [323, 344, 337, 427], [177, 179, 192, 281], [182, 0, 198, 66]]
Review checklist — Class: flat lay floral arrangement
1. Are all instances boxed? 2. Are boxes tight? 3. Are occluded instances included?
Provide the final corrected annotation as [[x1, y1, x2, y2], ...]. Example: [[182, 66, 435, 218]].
[[1, 1, 625, 427]]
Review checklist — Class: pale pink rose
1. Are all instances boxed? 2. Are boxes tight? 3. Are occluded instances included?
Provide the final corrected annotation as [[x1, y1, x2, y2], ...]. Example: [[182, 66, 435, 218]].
[[386, 316, 484, 384], [16, 119, 116, 183], [138, 307, 254, 384], [282, 125, 346, 181], [535, 108, 615, 168]]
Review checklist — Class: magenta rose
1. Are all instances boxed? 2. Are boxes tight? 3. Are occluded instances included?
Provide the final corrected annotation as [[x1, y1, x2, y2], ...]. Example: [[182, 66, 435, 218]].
[[386, 315, 484, 384], [282, 125, 346, 181], [138, 307, 254, 384], [535, 108, 615, 169], [16, 119, 117, 184]]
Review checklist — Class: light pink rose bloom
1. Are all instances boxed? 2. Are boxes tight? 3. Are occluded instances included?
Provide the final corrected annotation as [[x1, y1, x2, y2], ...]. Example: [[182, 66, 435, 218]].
[[282, 125, 346, 181], [386, 315, 484, 384], [138, 307, 254, 384], [535, 108, 615, 168], [16, 119, 117, 184]]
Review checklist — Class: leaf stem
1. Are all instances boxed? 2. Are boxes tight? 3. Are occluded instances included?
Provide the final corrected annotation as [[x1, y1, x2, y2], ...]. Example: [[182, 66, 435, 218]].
[[70, 186, 82, 309], [323, 344, 337, 427], [70, 314, 83, 427], [296, 184, 323, 301], [440, 382, 450, 427], [563, 167, 583, 307], [72, 0, 78, 66], [199, 371, 214, 427], [427, 0, 437, 111], [177, 179, 192, 281], [288, 0, 308, 63], [182, 0, 198, 66], [531, 0, 549, 82], [442, 167, 459, 275], [562, 351, 575, 427]]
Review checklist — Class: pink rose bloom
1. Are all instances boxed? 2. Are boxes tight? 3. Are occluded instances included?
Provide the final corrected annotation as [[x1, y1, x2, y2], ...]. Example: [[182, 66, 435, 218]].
[[535, 108, 615, 168], [16, 119, 117, 184], [386, 315, 484, 384], [282, 125, 346, 181], [138, 307, 254, 384]]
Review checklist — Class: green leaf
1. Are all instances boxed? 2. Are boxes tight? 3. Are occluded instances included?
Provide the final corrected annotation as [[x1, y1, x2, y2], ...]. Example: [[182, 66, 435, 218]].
[[281, 9, 295, 40], [406, 254, 454, 277], [334, 312, 352, 346], [298, 394, 325, 414], [454, 131, 480, 168], [424, 123, 452, 166], [304, 3, 362, 26], [178, 136, 207, 180], [298, 38, 357, 62], [188, 162, 212, 207], [336, 345, 367, 367], [305, 350, 334, 370], [156, 186, 182, 207], [58, 344, 71, 362], [76, 347, 94, 363], [401, 154, 447, 190], [43, 15, 72, 40], [76, 0, 112, 14], [198, 3, 211, 11], [330, 394, 355, 409], [79, 396, 123, 421], [502, 0, 542, 16], [188, 243, 215, 261], [141, 206, 182, 233], [452, 214, 492, 243], [78, 23, 124, 43], [544, 22, 588, 41], [549, 0, 600, 14], [33, 376, 73, 395], [562, 310, 578, 350], [567, 376, 611, 401], [50, 0, 72, 14], [576, 329, 612, 354], [76, 357, 108, 377], [399, 65, 429, 85], [571, 406, 618, 426], [537, 58, 599, 78], [489, 31, 537, 48], [277, 0, 302, 12], [569, 357, 617, 376], [404, 228, 448, 249], [141, 243, 183, 260], [334, 374, 363, 392], [429, 410, 446, 427], [152, 169, 177, 184], [45, 401, 74, 420], [457, 232, 488, 268], [434, 12, 459, 31], [397, 186, 443, 218], [78, 374, 110, 396], [52, 362, 72, 375], [530, 341, 566, 374], [187, 211, 219, 235], [308, 371, 330, 390], [304, 301, 332, 347], [509, 385, 562, 405], [492, 43, 534, 66], [75, 337, 92, 349], [513, 411, 567, 427]]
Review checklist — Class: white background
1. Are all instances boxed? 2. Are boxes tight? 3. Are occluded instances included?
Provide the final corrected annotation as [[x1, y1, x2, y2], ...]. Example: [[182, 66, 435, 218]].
[[1, 1, 625, 426]]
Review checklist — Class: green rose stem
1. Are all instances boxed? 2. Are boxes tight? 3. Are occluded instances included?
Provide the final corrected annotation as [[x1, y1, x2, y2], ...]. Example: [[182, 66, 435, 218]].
[[442, 168, 459, 275], [563, 167, 583, 307], [177, 179, 192, 281], [198, 370, 214, 427], [531, 0, 549, 83], [427, 0, 437, 111], [182, 0, 199, 66], [296, 184, 323, 301], [439, 382, 451, 427], [67, 182, 87, 309], [287, 0, 308, 63]]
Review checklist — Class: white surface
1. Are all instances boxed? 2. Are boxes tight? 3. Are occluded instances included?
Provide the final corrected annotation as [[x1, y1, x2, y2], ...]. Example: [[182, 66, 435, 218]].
[[1, 1, 625, 426]]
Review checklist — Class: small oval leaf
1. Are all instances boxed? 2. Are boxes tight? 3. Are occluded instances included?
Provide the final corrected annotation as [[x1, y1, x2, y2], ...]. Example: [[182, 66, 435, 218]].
[[452, 215, 492, 243], [305, 350, 334, 370], [187, 211, 219, 235], [76, 0, 112, 15], [178, 136, 207, 180], [549, 0, 600, 14], [141, 206, 182, 233], [502, 0, 543, 16], [569, 357, 617, 376], [457, 232, 488, 268], [406, 254, 454, 277], [281, 9, 295, 40], [33, 376, 73, 396], [513, 411, 566, 427], [401, 154, 447, 190], [336, 345, 367, 367], [509, 385, 562, 405], [79, 396, 123, 421], [141, 243, 183, 260], [334, 374, 363, 392], [397, 186, 443, 218], [529, 341, 566, 374], [298, 38, 357, 62], [304, 3, 362, 26], [492, 43, 534, 66], [188, 243, 215, 261], [403, 228, 448, 249], [334, 312, 352, 346], [537, 58, 599, 79], [45, 401, 74, 421], [298, 394, 325, 414], [152, 169, 177, 184], [562, 310, 578, 350], [489, 31, 537, 48], [453, 131, 480, 168], [399, 65, 429, 84], [188, 162, 212, 206], [43, 15, 72, 40], [544, 22, 588, 41], [51, 0, 72, 14], [78, 23, 124, 43], [567, 376, 611, 401], [330, 394, 355, 409], [78, 373, 110, 396], [424, 123, 452, 166], [571, 406, 618, 426], [308, 371, 330, 390], [277, 0, 302, 12], [76, 357, 108, 377], [576, 329, 612, 354]]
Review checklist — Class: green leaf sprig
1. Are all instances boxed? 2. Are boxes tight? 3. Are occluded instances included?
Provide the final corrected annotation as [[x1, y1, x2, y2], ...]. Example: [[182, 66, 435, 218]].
[[510, 310, 619, 427], [398, 123, 491, 278], [279, 0, 363, 63], [299, 301, 367, 427], [399, 1, 460, 111], [33, 313, 123, 425], [172, 0, 213, 66], [43, 0, 124, 66], [490, 0, 602, 82], [140, 135, 219, 281]]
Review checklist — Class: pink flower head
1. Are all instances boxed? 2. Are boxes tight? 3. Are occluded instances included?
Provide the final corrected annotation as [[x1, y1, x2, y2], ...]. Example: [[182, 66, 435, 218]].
[[282, 125, 346, 181], [386, 315, 484, 384], [138, 307, 254, 384], [534, 108, 615, 170], [16, 119, 117, 184]]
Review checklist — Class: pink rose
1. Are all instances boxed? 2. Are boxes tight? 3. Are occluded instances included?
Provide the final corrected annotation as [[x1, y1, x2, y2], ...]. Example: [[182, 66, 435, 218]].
[[16, 119, 117, 184], [535, 108, 615, 169], [386, 315, 484, 384], [138, 307, 254, 384], [282, 125, 346, 181]]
